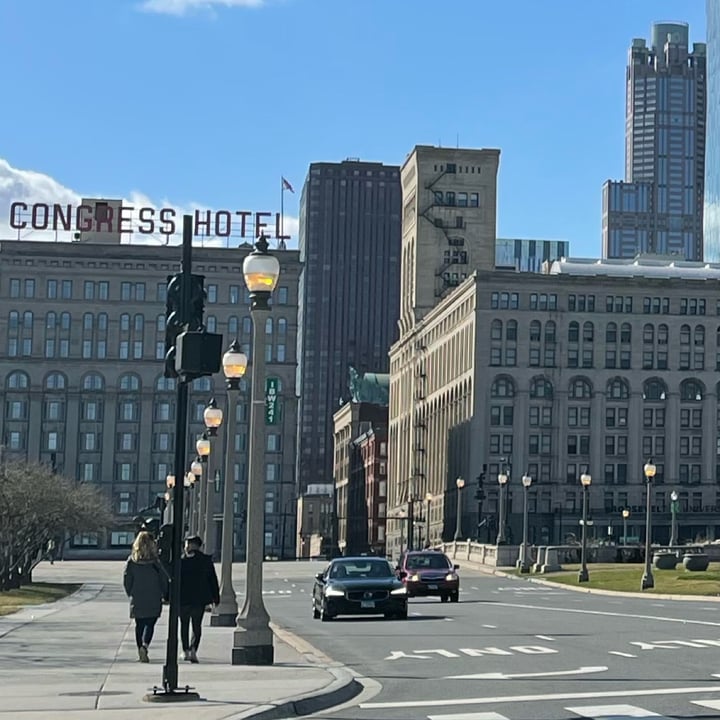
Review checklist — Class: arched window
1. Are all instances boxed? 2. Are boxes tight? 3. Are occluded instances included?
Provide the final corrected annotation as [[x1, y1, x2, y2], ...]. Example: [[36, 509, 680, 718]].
[[120, 314, 130, 332], [643, 378, 667, 401], [60, 312, 70, 330], [8, 311, 18, 330], [156, 376, 176, 392], [23, 311, 33, 328], [620, 323, 631, 343], [119, 374, 140, 391], [242, 317, 252, 334], [491, 319, 502, 341], [228, 316, 239, 335], [658, 324, 668, 345], [491, 377, 515, 398], [680, 324, 691, 345], [134, 315, 144, 332], [83, 313, 93, 331], [694, 325, 705, 346], [680, 379, 704, 402], [605, 322, 617, 344], [156, 314, 165, 332], [569, 377, 592, 399], [530, 377, 553, 399], [6, 371, 29, 389], [206, 315, 217, 333], [544, 321, 556, 343], [529, 320, 541, 342], [568, 321, 579, 343], [277, 318, 287, 336], [45, 372, 66, 390], [582, 321, 594, 342], [192, 377, 212, 392], [265, 318, 273, 334], [606, 377, 629, 400], [82, 373, 104, 391], [643, 324, 654, 344], [46, 312, 56, 329]]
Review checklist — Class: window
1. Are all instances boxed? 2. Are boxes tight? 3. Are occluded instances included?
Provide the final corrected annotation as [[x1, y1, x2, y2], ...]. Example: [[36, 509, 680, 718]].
[[491, 377, 515, 398], [207, 284, 218, 303]]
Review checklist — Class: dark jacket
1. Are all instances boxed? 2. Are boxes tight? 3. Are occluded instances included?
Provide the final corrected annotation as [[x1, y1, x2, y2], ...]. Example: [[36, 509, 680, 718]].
[[123, 558, 169, 619], [180, 551, 220, 607]]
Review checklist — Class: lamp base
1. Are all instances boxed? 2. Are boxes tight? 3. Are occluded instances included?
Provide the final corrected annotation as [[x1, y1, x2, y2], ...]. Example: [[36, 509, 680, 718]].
[[578, 567, 589, 583], [231, 644, 274, 666], [210, 612, 237, 627], [641, 571, 654, 590]]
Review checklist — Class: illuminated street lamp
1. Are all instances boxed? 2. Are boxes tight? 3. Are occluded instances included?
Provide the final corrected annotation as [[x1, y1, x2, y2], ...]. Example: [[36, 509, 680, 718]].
[[517, 473, 533, 573], [233, 234, 279, 665], [641, 460, 657, 590], [496, 472, 508, 545], [578, 472, 592, 582], [454, 478, 465, 541], [669, 490, 679, 547], [212, 340, 248, 627], [622, 508, 630, 545], [201, 398, 224, 553]]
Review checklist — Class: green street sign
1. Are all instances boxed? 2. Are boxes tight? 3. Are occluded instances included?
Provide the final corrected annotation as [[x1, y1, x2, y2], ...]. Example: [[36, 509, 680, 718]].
[[265, 377, 280, 425]]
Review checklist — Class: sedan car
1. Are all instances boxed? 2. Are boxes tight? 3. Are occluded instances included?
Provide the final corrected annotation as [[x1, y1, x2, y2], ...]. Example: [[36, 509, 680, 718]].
[[312, 557, 408, 621], [396, 550, 460, 602]]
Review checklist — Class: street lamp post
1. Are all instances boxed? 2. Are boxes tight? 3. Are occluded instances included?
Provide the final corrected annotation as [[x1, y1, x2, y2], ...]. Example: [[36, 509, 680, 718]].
[[165, 474, 176, 524], [211, 341, 247, 627], [190, 458, 202, 532], [622, 508, 630, 545], [232, 234, 279, 666], [517, 473, 533, 573], [195, 433, 210, 537], [454, 478, 465, 541], [578, 472, 592, 582], [183, 472, 195, 533], [669, 490, 679, 547], [424, 493, 432, 547], [496, 471, 508, 544], [203, 398, 223, 555], [641, 460, 657, 590]]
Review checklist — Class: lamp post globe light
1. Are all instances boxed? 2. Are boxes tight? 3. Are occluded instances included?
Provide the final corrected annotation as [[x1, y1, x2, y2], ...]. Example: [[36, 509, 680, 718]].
[[496, 472, 508, 545], [202, 399, 224, 555], [622, 508, 630, 545], [669, 490, 679, 547], [211, 340, 248, 627], [578, 472, 592, 583], [517, 473, 533, 573], [641, 460, 657, 590], [233, 234, 280, 665], [194, 432, 211, 539], [454, 478, 465, 541]]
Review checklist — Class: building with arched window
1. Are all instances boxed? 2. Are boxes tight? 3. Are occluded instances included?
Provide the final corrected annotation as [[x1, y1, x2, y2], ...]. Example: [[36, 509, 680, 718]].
[[0, 238, 301, 558]]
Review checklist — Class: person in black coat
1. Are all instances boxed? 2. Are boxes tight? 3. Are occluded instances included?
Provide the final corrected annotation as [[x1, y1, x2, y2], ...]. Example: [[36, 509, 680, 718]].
[[180, 535, 220, 663], [123, 532, 169, 663]]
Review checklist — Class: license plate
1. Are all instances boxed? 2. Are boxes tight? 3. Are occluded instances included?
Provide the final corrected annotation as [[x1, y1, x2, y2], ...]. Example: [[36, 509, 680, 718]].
[[361, 600, 375, 608], [428, 584, 438, 589]]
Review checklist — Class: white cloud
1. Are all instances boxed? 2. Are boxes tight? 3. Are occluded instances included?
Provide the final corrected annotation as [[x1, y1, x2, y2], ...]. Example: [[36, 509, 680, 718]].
[[139, 0, 265, 16], [0, 157, 299, 248]]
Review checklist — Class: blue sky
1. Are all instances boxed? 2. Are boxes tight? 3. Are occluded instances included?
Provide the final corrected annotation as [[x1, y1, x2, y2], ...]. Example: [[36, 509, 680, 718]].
[[0, 0, 707, 254]]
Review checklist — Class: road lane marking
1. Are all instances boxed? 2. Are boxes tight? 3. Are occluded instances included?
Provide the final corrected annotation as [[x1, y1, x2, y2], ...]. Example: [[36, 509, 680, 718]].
[[482, 624, 497, 628], [693, 699, 720, 709], [535, 634, 555, 641], [609, 651, 637, 657], [428, 713, 510, 720], [445, 665, 608, 680], [359, 685, 720, 709], [566, 703, 664, 717]]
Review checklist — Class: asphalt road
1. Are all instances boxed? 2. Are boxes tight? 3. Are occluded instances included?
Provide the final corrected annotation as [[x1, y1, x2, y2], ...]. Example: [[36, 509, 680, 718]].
[[258, 560, 720, 720]]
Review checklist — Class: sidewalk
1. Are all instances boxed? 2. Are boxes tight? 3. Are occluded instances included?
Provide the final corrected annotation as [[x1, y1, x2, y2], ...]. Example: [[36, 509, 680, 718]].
[[0, 562, 361, 720]]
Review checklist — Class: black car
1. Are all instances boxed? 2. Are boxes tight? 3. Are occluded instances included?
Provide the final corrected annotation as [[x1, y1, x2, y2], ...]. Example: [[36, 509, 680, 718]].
[[312, 557, 408, 621]]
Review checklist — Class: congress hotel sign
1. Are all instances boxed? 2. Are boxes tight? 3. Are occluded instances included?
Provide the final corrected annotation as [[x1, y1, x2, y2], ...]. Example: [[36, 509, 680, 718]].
[[8, 202, 290, 240]]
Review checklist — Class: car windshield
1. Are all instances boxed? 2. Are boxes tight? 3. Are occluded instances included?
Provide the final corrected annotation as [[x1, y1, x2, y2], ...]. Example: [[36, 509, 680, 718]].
[[328, 560, 392, 579], [405, 553, 452, 570]]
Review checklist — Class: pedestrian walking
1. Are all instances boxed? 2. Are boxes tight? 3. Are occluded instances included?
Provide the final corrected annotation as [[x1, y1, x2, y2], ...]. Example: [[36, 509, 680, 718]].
[[123, 531, 169, 663], [180, 535, 220, 663]]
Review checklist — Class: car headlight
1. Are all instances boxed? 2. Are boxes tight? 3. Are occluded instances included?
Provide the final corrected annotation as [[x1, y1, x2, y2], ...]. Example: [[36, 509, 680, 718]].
[[409, 574, 420, 582], [324, 587, 344, 597], [390, 586, 408, 595], [446, 573, 458, 581]]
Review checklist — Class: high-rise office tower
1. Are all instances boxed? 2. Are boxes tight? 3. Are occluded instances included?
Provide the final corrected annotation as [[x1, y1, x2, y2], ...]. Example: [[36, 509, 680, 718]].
[[602, 22, 706, 260], [296, 159, 401, 493], [705, 1, 720, 261]]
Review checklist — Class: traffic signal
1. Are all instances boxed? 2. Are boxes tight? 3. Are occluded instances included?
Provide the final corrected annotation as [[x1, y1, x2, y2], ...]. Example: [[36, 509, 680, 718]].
[[164, 273, 206, 378], [475, 470, 486, 500]]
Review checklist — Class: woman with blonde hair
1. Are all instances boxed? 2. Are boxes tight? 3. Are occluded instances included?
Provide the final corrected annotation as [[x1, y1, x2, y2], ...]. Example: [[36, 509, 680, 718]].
[[123, 531, 169, 662]]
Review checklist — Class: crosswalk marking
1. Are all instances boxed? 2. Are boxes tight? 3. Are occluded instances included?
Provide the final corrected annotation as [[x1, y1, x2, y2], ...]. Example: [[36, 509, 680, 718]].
[[428, 713, 509, 720], [565, 704, 664, 717], [692, 699, 720, 709]]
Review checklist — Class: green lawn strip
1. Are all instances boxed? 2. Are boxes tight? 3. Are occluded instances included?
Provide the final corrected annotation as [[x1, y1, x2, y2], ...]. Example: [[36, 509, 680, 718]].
[[0, 582, 81, 616], [530, 563, 720, 595]]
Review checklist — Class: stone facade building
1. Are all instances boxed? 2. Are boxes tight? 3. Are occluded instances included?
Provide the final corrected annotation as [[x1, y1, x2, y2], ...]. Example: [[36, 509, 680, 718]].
[[0, 237, 301, 558]]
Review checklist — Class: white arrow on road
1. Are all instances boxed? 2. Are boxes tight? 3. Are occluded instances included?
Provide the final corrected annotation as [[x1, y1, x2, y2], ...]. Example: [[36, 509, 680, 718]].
[[445, 665, 608, 680]]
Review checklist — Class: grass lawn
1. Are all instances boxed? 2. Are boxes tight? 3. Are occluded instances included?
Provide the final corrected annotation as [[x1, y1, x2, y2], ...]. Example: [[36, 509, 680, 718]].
[[0, 583, 81, 616], [532, 563, 720, 596]]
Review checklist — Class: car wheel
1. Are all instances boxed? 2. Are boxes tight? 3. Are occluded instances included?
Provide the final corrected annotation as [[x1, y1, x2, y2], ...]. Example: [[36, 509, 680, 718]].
[[320, 604, 333, 622], [441, 594, 449, 603], [383, 612, 394, 620], [450, 591, 459, 603], [313, 602, 320, 619], [398, 608, 408, 620]]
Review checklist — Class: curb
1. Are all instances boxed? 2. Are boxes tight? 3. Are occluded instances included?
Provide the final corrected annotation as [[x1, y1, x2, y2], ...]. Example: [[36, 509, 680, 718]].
[[456, 559, 720, 602]]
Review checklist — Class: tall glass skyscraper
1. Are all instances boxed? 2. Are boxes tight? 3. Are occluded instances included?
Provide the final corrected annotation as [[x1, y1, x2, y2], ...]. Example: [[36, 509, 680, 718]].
[[705, 1, 720, 261], [603, 23, 707, 260]]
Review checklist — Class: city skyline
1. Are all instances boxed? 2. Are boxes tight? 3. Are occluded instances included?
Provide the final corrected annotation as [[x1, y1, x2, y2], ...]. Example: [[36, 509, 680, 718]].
[[0, 0, 706, 257]]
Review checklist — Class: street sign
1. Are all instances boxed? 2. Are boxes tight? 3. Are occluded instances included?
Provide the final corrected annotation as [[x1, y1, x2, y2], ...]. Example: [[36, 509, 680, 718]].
[[265, 377, 280, 425]]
